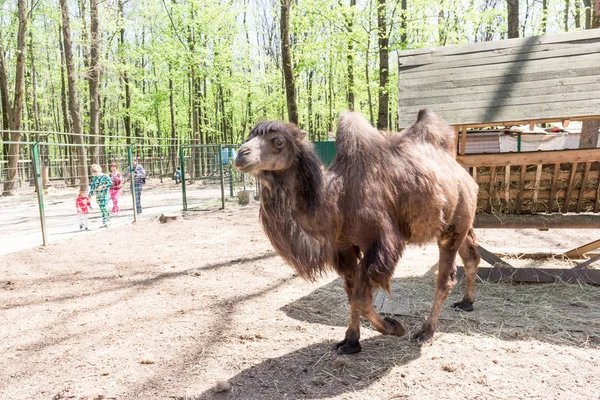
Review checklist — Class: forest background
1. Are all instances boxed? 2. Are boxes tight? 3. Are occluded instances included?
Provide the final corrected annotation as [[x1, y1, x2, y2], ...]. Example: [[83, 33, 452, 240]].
[[1, 0, 599, 194]]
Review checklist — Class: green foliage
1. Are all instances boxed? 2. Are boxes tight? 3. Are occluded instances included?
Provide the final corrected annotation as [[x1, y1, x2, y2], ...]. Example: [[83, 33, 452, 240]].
[[0, 0, 577, 146]]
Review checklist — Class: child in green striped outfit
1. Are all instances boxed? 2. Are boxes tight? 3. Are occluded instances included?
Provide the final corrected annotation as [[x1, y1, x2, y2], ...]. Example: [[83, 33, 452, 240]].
[[88, 164, 113, 228]]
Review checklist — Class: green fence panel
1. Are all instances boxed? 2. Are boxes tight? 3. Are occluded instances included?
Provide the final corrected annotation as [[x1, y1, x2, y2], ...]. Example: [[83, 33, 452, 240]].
[[313, 141, 336, 166]]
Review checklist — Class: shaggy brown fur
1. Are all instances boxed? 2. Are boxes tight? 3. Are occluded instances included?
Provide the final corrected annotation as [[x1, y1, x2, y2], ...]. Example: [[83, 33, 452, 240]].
[[234, 110, 480, 354]]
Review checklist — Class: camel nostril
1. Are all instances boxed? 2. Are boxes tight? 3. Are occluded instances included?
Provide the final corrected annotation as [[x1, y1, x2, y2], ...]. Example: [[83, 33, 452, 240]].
[[239, 147, 251, 156]]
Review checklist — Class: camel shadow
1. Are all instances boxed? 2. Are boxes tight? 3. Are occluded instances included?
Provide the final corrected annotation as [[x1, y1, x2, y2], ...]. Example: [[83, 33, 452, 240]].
[[281, 266, 600, 349], [194, 337, 420, 399]]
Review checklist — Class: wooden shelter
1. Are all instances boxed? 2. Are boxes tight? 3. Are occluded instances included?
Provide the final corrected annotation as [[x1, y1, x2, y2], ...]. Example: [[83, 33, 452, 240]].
[[397, 30, 600, 284]]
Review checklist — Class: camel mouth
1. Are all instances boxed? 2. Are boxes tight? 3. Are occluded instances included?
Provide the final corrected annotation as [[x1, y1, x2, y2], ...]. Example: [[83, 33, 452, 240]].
[[234, 161, 258, 174]]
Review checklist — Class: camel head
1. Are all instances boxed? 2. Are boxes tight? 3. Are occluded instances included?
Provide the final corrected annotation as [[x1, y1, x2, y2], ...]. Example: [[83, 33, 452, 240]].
[[234, 121, 307, 174]]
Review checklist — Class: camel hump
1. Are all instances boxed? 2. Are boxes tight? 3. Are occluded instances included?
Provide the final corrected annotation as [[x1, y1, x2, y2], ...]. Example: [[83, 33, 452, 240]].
[[335, 111, 385, 159], [417, 108, 432, 122], [402, 109, 455, 154]]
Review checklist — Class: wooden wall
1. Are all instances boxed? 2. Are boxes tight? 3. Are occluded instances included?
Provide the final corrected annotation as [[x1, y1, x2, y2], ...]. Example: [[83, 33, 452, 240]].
[[397, 30, 600, 128]]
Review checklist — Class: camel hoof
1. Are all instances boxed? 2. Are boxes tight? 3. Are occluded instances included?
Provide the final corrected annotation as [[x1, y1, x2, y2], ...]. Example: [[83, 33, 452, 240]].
[[451, 300, 474, 312], [410, 329, 434, 345], [384, 316, 406, 337], [336, 342, 362, 354]]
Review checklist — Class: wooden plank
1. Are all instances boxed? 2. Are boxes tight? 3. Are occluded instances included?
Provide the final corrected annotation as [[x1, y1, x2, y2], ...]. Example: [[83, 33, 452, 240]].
[[477, 245, 514, 268], [532, 164, 543, 213], [486, 166, 497, 213], [398, 29, 600, 58], [460, 126, 468, 155], [400, 60, 600, 88], [576, 162, 592, 213], [400, 100, 600, 128], [472, 166, 477, 181], [399, 90, 600, 114], [562, 162, 579, 213], [457, 266, 600, 285], [457, 148, 600, 168], [475, 169, 600, 185], [477, 187, 599, 202], [399, 41, 600, 73], [399, 75, 600, 102], [400, 81, 600, 106], [474, 213, 600, 229], [564, 239, 600, 259], [516, 166, 527, 213], [504, 166, 511, 203], [400, 51, 600, 80], [548, 163, 561, 213], [574, 254, 600, 270], [596, 180, 600, 213]]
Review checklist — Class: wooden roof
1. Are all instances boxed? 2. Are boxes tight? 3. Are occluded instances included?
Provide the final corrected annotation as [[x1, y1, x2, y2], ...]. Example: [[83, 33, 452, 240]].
[[397, 30, 600, 128]]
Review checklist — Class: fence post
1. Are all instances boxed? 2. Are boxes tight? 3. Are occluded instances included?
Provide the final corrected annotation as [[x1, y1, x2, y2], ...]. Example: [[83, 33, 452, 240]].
[[31, 142, 48, 246], [180, 146, 187, 211], [229, 162, 234, 198], [218, 144, 225, 209], [128, 145, 137, 223]]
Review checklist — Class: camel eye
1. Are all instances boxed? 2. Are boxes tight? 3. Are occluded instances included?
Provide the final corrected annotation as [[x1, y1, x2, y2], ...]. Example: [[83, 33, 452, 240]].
[[273, 137, 285, 148]]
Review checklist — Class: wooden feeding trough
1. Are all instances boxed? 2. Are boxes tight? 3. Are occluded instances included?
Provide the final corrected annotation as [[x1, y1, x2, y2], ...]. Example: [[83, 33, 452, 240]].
[[397, 29, 600, 284]]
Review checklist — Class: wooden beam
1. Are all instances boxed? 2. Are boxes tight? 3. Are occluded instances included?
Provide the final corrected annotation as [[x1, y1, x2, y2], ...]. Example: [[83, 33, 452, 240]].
[[576, 162, 591, 213], [548, 163, 560, 213], [474, 213, 600, 229], [516, 165, 527, 213], [532, 164, 542, 213], [563, 239, 600, 259], [398, 29, 600, 58], [562, 162, 578, 213], [504, 166, 510, 203], [457, 148, 600, 168], [457, 266, 600, 285], [486, 166, 497, 214], [460, 126, 468, 155], [574, 254, 600, 270], [562, 119, 570, 128], [476, 245, 514, 268]]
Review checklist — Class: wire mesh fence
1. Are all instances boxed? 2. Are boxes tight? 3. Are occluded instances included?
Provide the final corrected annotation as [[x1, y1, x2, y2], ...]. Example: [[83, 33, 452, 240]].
[[0, 132, 249, 253]]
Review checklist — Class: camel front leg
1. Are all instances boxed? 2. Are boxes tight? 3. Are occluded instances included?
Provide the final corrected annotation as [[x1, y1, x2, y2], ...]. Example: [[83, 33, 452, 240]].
[[335, 248, 363, 354]]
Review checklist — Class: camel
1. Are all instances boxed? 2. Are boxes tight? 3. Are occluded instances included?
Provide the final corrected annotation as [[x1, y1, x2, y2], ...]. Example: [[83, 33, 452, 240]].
[[234, 110, 481, 354]]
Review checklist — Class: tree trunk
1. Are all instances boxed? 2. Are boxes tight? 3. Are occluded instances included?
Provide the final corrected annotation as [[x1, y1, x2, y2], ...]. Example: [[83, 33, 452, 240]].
[[575, 0, 581, 29], [564, 0, 570, 31], [366, 0, 374, 125], [280, 0, 298, 124], [2, 0, 28, 195], [88, 0, 101, 165], [169, 67, 177, 171], [583, 0, 592, 28], [542, 0, 548, 33], [60, 0, 89, 191], [376, 0, 389, 130], [118, 0, 132, 144], [59, 26, 70, 133], [345, 0, 356, 110], [507, 0, 519, 38], [0, 28, 11, 161]]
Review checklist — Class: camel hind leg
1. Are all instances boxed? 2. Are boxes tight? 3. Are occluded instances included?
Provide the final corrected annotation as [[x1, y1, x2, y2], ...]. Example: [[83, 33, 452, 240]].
[[452, 228, 480, 312], [412, 226, 466, 344]]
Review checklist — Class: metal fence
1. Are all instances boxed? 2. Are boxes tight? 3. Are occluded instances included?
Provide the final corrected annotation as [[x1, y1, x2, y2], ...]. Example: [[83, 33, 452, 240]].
[[0, 134, 250, 253]]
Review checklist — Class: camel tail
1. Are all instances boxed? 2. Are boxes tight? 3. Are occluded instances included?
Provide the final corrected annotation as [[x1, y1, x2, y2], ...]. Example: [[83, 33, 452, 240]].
[[403, 109, 456, 154]]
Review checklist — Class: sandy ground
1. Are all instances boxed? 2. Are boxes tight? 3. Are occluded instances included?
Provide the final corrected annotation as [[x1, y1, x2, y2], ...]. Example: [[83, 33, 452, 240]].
[[1, 202, 599, 400]]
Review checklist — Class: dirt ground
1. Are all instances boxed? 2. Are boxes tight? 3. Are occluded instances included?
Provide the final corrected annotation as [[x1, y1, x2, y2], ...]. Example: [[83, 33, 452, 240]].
[[1, 203, 599, 400]]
